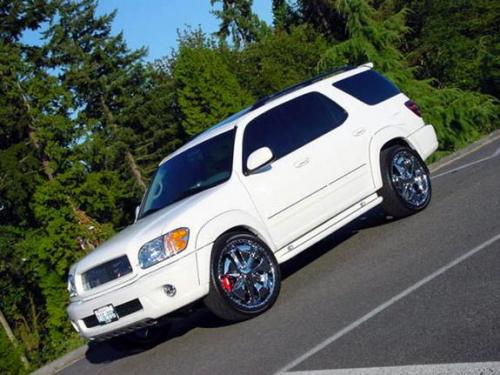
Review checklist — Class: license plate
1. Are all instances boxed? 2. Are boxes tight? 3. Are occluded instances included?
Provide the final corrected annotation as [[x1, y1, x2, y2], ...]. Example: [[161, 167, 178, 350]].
[[94, 304, 118, 324]]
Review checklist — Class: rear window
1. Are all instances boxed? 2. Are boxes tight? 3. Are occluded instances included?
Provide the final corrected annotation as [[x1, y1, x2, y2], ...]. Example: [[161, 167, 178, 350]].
[[333, 70, 400, 105]]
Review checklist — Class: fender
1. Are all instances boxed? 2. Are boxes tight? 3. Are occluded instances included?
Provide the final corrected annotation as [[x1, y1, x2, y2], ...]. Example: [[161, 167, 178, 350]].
[[195, 209, 276, 287], [369, 126, 418, 190]]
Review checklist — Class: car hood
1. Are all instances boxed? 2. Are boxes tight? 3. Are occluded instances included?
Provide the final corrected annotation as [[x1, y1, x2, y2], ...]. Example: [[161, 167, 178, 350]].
[[75, 190, 211, 274]]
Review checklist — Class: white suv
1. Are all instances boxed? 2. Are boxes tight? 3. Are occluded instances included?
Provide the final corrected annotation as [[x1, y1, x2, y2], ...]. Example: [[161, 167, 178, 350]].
[[67, 64, 437, 342]]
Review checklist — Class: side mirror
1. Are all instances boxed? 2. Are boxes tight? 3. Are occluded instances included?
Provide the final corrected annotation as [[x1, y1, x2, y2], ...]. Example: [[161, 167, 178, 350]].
[[134, 205, 140, 222], [246, 147, 273, 174]]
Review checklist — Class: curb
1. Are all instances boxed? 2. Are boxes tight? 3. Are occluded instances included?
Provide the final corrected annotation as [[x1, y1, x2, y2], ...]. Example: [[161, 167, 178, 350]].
[[429, 129, 500, 173], [31, 345, 88, 375], [30, 129, 500, 375]]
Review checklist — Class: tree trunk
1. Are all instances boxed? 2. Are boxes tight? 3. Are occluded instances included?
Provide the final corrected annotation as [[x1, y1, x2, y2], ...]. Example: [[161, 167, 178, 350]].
[[100, 96, 147, 192], [0, 308, 29, 368]]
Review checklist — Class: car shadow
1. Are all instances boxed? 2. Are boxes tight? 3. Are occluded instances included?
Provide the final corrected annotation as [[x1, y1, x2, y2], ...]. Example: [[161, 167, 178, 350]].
[[84, 206, 391, 364], [84, 308, 230, 363], [281, 205, 390, 279]]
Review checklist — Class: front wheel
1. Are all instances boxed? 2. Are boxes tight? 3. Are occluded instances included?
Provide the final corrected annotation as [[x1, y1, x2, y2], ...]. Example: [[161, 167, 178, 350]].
[[380, 145, 432, 218], [204, 231, 281, 322]]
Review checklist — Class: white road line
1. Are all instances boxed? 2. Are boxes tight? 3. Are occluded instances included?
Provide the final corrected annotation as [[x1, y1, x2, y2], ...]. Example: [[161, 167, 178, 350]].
[[276, 232, 500, 374], [432, 146, 500, 179], [285, 361, 500, 375]]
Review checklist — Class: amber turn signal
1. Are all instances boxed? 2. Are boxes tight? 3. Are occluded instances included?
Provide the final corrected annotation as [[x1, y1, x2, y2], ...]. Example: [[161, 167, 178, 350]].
[[163, 227, 189, 256]]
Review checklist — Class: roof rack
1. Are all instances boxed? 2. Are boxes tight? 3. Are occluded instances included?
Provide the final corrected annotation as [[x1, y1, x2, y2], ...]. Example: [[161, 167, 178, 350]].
[[250, 65, 354, 110]]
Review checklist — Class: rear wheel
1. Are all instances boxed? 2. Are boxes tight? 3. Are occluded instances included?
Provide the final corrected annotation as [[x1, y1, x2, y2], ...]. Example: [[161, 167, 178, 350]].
[[204, 231, 281, 322], [380, 145, 431, 218]]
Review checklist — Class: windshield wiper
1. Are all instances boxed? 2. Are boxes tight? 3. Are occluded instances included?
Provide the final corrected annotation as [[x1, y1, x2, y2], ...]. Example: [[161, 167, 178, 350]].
[[139, 181, 225, 220], [172, 184, 211, 204]]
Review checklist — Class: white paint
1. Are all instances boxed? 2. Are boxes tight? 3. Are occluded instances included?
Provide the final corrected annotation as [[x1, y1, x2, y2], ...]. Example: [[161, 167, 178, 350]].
[[276, 232, 500, 374], [285, 361, 500, 375], [432, 146, 500, 179], [69, 64, 439, 340]]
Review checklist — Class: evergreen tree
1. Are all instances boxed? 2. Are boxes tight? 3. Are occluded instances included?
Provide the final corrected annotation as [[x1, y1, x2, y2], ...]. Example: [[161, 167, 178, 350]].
[[401, 0, 500, 97], [44, 0, 148, 192], [172, 31, 253, 136], [317, 0, 498, 153], [0, 0, 498, 370], [237, 25, 328, 98], [210, 0, 268, 47]]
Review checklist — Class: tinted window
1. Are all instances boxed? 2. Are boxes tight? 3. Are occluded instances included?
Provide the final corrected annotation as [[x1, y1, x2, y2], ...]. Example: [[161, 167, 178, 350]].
[[140, 129, 235, 219], [333, 70, 400, 105], [243, 92, 347, 172]]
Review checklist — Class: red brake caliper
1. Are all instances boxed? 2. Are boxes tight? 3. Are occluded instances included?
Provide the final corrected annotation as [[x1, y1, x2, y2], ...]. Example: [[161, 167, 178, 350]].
[[220, 275, 234, 292]]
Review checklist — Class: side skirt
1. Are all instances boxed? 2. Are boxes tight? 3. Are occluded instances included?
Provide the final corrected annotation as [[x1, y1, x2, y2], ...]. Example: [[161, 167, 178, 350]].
[[275, 193, 382, 264]]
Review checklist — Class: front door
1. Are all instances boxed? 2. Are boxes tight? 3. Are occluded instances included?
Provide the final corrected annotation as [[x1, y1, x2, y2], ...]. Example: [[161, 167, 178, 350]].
[[240, 91, 365, 249]]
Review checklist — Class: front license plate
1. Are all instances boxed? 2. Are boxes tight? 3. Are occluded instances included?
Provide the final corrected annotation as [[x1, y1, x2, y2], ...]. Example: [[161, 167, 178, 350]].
[[94, 304, 118, 324]]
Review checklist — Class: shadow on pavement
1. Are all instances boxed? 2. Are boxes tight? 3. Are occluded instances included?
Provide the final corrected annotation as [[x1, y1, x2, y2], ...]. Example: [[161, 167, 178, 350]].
[[84, 206, 390, 364], [281, 205, 390, 279]]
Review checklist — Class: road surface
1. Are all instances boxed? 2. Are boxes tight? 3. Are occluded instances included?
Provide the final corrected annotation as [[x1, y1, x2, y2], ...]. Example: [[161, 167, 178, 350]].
[[62, 136, 500, 375]]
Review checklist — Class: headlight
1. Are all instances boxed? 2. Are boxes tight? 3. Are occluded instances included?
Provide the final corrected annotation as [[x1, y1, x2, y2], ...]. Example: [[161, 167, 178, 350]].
[[67, 274, 77, 297], [138, 228, 189, 269]]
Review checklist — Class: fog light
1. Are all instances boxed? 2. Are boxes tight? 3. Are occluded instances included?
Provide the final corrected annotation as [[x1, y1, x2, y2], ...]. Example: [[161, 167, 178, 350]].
[[163, 284, 176, 297]]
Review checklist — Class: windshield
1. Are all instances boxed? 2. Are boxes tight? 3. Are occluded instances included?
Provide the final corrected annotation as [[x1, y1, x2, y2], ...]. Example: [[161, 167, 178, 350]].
[[139, 129, 236, 220]]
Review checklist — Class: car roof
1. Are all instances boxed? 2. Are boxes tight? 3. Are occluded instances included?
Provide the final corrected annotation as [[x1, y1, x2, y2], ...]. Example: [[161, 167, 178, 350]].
[[159, 63, 373, 165]]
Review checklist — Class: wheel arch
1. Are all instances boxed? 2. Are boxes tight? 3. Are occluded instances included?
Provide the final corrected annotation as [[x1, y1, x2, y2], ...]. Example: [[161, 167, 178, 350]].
[[369, 126, 418, 190], [195, 210, 275, 251], [195, 210, 275, 288]]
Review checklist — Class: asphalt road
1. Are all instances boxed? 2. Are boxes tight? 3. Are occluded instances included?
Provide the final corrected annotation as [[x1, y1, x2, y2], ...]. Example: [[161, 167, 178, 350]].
[[61, 136, 500, 375]]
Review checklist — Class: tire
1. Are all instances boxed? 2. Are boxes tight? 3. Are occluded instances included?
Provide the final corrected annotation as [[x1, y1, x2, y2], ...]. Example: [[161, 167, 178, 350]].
[[204, 231, 281, 322], [379, 145, 432, 218]]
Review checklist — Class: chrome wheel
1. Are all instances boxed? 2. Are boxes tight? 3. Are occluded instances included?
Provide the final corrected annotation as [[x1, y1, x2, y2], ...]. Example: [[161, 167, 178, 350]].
[[390, 150, 430, 207], [216, 238, 277, 310]]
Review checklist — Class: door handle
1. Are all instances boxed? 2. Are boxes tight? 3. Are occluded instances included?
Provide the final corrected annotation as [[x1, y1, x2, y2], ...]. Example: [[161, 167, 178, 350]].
[[353, 128, 366, 137], [294, 158, 310, 168]]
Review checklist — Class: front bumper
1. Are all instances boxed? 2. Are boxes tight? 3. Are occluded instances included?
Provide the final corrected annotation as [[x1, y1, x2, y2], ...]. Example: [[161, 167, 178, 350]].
[[67, 250, 209, 340]]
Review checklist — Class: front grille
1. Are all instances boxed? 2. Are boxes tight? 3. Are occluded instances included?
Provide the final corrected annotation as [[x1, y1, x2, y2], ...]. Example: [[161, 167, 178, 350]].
[[83, 299, 143, 328], [82, 255, 132, 290]]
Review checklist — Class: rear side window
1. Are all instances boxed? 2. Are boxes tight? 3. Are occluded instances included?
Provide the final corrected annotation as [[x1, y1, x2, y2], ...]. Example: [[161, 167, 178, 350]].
[[333, 70, 400, 105], [243, 92, 347, 172]]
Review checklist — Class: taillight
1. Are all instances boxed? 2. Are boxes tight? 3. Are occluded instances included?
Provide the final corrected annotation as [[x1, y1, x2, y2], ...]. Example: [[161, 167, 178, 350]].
[[405, 100, 422, 117]]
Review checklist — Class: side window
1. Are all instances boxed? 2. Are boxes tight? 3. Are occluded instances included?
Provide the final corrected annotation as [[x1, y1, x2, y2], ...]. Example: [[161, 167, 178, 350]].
[[278, 92, 347, 146], [333, 70, 400, 105], [242, 108, 296, 165], [243, 92, 347, 172]]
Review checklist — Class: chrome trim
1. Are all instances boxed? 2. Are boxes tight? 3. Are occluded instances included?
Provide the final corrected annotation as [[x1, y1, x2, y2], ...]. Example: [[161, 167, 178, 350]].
[[217, 238, 277, 309], [390, 150, 429, 207]]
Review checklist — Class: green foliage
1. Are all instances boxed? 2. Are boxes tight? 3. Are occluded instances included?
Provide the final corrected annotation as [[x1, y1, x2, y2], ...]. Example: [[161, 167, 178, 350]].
[[210, 0, 269, 46], [400, 0, 500, 97], [172, 31, 253, 135], [318, 0, 499, 153], [238, 25, 328, 97], [0, 0, 498, 370], [0, 330, 27, 375]]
